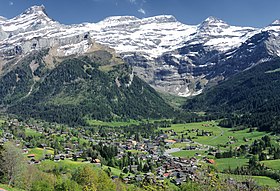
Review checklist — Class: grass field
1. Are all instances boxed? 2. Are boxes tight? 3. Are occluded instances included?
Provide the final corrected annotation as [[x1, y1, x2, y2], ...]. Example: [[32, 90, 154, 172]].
[[198, 128, 266, 147], [252, 176, 280, 187], [26, 148, 54, 160], [102, 165, 124, 176], [159, 122, 267, 148], [161, 122, 270, 179], [87, 119, 141, 127], [261, 159, 280, 170], [169, 156, 249, 172], [39, 159, 89, 171], [219, 174, 280, 188], [38, 159, 124, 176], [214, 158, 249, 171], [70, 137, 89, 145], [25, 128, 42, 137], [87, 119, 170, 127], [171, 150, 209, 158], [171, 148, 278, 187], [170, 153, 249, 173]]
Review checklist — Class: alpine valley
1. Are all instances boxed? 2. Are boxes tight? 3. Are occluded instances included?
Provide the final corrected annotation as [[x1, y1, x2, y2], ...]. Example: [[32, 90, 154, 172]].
[[2, 4, 280, 191], [1, 5, 280, 120]]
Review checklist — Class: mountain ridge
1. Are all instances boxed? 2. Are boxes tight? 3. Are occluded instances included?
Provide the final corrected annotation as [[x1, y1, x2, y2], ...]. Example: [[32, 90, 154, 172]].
[[1, 5, 280, 97]]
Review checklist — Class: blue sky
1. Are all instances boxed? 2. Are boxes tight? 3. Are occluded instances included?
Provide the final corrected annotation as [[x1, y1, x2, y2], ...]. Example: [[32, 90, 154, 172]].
[[0, 0, 280, 27]]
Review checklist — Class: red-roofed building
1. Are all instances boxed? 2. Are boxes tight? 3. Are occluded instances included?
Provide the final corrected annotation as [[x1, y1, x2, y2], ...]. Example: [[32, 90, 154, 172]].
[[205, 158, 215, 164], [27, 154, 35, 158], [163, 173, 170, 177]]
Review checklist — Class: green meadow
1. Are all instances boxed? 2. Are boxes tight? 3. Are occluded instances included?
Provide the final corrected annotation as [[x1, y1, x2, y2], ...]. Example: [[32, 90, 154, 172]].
[[261, 159, 280, 170], [87, 119, 170, 127], [25, 128, 42, 137], [171, 150, 209, 158], [87, 119, 141, 127], [38, 159, 123, 176], [214, 158, 249, 171], [161, 121, 280, 188], [160, 122, 267, 148], [219, 174, 280, 188], [26, 148, 54, 160]]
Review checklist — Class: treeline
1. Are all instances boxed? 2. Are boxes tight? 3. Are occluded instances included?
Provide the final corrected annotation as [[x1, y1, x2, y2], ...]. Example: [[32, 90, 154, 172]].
[[218, 113, 280, 133]]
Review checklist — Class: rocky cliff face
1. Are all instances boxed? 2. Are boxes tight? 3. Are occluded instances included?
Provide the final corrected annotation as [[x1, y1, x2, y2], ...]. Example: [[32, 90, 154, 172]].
[[1, 6, 280, 96]]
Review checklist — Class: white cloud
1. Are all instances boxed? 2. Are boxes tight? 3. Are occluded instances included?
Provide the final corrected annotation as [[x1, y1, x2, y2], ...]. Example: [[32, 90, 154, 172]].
[[9, 1, 14, 6], [138, 8, 146, 15], [128, 0, 146, 15]]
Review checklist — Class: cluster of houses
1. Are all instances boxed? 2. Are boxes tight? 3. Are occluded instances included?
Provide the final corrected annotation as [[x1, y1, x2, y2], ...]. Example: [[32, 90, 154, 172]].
[[114, 153, 200, 185], [105, 134, 202, 184], [157, 156, 198, 185], [0, 119, 217, 186]]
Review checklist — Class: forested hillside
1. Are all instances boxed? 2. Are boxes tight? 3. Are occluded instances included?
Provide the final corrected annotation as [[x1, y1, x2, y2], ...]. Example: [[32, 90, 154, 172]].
[[183, 58, 280, 132], [0, 49, 175, 126]]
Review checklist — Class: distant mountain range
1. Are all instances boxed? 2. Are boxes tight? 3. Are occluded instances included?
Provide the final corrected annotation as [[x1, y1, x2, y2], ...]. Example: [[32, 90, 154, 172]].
[[2, 5, 280, 97]]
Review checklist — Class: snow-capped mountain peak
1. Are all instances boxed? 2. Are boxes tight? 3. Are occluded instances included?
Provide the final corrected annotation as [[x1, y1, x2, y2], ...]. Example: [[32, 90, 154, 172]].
[[22, 5, 47, 15], [0, 6, 256, 58], [1, 5, 56, 33], [270, 19, 280, 26], [13, 5, 52, 24], [198, 16, 229, 31], [2, 5, 279, 97], [204, 16, 226, 24]]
